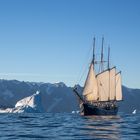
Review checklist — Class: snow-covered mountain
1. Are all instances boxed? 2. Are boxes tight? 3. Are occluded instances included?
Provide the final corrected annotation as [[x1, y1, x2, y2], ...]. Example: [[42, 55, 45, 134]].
[[0, 79, 140, 113], [0, 79, 78, 113]]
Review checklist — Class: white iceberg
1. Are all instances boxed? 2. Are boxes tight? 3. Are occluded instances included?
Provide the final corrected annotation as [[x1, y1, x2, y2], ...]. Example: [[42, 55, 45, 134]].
[[0, 91, 45, 113], [132, 109, 137, 114]]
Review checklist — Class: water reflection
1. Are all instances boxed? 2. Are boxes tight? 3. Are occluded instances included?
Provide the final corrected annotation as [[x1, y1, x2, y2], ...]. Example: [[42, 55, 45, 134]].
[[80, 115, 122, 140]]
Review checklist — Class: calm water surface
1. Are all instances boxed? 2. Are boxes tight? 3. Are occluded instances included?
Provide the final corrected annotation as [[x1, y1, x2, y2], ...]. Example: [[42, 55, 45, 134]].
[[0, 113, 140, 140]]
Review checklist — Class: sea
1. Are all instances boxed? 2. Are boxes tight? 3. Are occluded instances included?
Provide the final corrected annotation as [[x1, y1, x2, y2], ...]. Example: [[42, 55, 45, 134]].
[[0, 112, 140, 140]]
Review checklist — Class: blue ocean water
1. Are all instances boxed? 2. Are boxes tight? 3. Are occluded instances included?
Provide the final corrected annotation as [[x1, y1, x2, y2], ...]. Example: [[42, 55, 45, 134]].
[[0, 113, 140, 140]]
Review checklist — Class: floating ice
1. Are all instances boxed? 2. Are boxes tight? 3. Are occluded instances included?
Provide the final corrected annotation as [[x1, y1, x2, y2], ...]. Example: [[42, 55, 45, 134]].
[[0, 91, 45, 113], [132, 109, 136, 114]]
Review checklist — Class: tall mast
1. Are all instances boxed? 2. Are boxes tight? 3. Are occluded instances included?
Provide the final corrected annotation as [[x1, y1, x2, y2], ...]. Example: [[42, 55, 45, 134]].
[[108, 46, 110, 69], [93, 37, 96, 65], [101, 37, 104, 71]]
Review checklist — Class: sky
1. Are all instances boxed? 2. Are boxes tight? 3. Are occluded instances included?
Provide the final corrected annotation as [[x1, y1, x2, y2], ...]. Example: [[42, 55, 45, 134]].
[[0, 0, 140, 88]]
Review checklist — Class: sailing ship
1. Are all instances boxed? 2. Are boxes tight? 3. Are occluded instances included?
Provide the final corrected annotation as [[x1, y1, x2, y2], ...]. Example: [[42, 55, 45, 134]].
[[73, 37, 122, 116]]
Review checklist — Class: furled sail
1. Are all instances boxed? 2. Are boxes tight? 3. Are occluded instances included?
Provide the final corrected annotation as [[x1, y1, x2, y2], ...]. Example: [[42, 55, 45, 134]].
[[109, 67, 116, 100], [83, 63, 98, 101], [97, 70, 110, 101], [116, 72, 122, 101]]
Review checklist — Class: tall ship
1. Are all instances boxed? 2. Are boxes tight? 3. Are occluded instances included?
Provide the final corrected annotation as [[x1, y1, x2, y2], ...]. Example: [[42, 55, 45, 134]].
[[73, 37, 123, 116]]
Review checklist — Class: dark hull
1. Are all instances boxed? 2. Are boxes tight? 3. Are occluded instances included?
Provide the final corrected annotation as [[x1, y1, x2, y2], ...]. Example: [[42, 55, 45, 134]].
[[82, 103, 118, 116]]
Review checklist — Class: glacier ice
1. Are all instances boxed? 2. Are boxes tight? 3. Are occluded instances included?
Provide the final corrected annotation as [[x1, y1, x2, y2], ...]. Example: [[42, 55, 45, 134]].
[[0, 91, 45, 113]]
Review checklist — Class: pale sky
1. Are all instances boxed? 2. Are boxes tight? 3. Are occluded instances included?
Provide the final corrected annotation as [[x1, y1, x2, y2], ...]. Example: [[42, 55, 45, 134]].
[[0, 0, 140, 88]]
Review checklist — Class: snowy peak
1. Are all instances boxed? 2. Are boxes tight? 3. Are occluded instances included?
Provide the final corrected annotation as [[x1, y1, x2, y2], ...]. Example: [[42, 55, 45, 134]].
[[54, 82, 66, 87]]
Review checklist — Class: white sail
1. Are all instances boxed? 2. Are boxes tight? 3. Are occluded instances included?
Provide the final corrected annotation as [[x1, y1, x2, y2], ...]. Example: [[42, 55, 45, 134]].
[[83, 63, 98, 101], [109, 67, 116, 100], [97, 70, 110, 101], [116, 72, 122, 101]]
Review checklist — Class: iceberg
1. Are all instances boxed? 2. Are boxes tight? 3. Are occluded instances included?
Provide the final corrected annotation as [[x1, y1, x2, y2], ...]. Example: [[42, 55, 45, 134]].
[[0, 91, 45, 113], [132, 109, 137, 114]]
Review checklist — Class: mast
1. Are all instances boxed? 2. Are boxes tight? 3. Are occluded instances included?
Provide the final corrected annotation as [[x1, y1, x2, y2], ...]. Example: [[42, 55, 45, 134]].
[[82, 37, 98, 102], [108, 46, 110, 69], [93, 37, 96, 65], [101, 37, 104, 72]]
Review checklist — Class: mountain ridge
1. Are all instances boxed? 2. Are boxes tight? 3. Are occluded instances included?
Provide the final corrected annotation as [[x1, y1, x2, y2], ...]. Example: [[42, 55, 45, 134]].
[[0, 79, 139, 113]]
